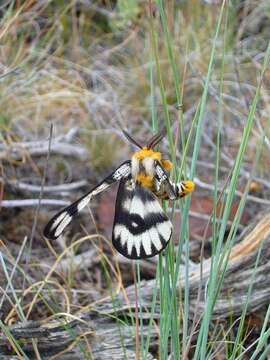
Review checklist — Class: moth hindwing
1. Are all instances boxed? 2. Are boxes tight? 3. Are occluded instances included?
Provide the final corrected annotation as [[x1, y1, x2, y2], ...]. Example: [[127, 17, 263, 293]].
[[112, 178, 172, 259]]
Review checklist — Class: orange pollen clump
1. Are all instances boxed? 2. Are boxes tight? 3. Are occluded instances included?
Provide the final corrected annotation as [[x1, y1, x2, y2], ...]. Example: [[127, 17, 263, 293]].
[[161, 159, 173, 171], [136, 174, 154, 189], [133, 147, 162, 161]]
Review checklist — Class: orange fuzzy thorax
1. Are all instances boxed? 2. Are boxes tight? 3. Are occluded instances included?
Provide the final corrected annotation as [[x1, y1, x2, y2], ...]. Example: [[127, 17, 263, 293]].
[[132, 147, 173, 190]]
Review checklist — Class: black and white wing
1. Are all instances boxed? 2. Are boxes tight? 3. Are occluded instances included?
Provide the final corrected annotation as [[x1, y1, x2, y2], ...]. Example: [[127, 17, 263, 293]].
[[112, 179, 172, 259], [154, 161, 177, 200], [44, 161, 131, 240]]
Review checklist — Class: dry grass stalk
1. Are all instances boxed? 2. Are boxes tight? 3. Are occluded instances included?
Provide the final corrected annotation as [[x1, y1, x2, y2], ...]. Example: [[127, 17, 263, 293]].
[[1, 210, 270, 358]]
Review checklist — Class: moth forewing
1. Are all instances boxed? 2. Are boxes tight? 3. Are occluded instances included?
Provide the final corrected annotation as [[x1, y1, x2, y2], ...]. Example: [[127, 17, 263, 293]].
[[43, 161, 131, 241], [154, 162, 177, 200]]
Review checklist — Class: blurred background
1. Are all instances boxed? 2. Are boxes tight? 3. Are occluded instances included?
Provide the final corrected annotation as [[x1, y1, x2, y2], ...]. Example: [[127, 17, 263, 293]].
[[1, 0, 269, 247], [1, 1, 270, 358]]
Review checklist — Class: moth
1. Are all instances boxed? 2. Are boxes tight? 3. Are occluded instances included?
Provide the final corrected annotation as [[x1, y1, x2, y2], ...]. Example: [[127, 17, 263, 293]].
[[43, 129, 194, 259]]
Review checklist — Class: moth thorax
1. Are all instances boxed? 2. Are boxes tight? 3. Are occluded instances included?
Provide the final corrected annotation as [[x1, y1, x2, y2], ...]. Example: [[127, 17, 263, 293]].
[[131, 155, 155, 178], [142, 157, 155, 177]]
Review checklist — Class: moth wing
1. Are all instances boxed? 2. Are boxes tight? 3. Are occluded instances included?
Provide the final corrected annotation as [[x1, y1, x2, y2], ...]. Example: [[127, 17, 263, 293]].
[[154, 161, 176, 200], [44, 161, 131, 240], [112, 179, 172, 259]]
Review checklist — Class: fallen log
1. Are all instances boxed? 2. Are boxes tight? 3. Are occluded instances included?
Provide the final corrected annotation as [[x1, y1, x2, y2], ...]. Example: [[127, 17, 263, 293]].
[[1, 211, 270, 358]]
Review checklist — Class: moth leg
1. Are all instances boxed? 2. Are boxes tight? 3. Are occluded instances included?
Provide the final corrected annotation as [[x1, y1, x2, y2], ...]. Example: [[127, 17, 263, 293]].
[[44, 161, 131, 240]]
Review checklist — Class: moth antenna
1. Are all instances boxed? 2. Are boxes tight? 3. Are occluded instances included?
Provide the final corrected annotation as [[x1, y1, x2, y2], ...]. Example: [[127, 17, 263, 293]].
[[122, 129, 143, 149], [147, 126, 167, 149]]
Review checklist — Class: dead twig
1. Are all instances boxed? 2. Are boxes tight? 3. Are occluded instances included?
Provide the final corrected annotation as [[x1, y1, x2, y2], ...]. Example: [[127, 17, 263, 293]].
[[1, 178, 87, 194], [0, 127, 87, 161], [0, 199, 70, 208], [0, 142, 88, 162]]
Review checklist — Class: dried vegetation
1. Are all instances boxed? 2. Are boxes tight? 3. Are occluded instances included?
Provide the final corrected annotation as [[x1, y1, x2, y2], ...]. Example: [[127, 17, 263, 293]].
[[1, 1, 270, 359]]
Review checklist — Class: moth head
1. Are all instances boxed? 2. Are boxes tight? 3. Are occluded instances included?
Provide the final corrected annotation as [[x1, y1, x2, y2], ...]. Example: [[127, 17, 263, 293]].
[[124, 128, 168, 165]]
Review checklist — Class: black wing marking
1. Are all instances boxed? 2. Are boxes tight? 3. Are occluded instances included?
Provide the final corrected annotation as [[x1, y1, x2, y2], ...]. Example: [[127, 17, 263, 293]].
[[44, 161, 131, 240], [112, 179, 172, 259]]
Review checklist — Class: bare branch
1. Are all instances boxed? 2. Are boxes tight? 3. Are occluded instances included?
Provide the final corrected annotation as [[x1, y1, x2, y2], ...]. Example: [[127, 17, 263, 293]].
[[1, 178, 88, 194], [0, 199, 69, 208]]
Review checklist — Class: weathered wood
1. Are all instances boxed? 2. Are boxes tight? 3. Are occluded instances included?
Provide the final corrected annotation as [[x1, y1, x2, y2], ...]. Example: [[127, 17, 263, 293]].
[[1, 212, 270, 358], [0, 128, 88, 162]]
